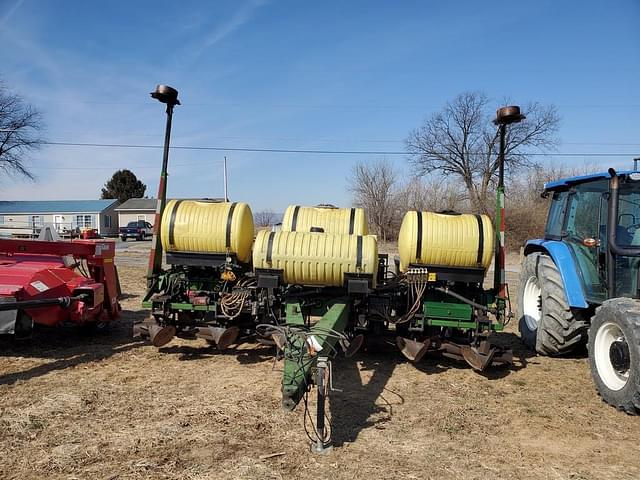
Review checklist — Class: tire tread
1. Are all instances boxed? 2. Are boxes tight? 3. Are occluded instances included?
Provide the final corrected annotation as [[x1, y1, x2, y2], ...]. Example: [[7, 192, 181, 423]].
[[535, 255, 588, 355], [589, 299, 640, 415]]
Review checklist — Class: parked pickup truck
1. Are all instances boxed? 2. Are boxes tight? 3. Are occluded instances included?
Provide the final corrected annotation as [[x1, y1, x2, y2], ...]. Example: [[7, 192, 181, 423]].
[[119, 220, 153, 241]]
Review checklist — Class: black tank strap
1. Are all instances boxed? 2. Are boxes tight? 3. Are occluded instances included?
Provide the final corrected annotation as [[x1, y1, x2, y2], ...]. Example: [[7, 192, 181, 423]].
[[415, 211, 423, 261], [474, 214, 484, 266], [225, 202, 237, 249], [168, 200, 183, 247], [266, 231, 275, 264], [349, 208, 356, 235], [291, 205, 300, 231]]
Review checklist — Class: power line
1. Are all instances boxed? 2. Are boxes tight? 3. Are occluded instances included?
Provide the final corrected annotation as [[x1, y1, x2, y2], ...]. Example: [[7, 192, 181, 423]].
[[34, 99, 640, 110], [44, 133, 640, 146], [563, 142, 640, 146], [42, 141, 409, 155], [30, 161, 224, 170], [42, 141, 639, 157]]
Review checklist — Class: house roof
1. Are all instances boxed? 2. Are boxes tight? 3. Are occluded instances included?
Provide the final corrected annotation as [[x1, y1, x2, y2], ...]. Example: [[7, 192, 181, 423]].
[[0, 200, 118, 214], [544, 170, 638, 191], [114, 198, 158, 211]]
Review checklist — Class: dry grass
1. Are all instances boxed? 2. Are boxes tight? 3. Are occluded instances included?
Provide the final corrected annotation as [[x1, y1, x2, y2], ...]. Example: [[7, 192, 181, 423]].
[[0, 242, 638, 480]]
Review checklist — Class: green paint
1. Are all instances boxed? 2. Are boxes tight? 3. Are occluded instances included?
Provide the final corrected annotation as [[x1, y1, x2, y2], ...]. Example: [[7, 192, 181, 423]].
[[282, 300, 350, 411], [424, 318, 504, 331], [141, 301, 218, 312], [423, 300, 472, 322], [493, 184, 506, 322], [420, 296, 504, 331], [426, 319, 479, 329], [285, 302, 305, 325]]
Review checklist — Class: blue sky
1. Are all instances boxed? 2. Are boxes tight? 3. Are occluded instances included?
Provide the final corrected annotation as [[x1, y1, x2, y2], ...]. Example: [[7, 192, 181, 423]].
[[0, 0, 639, 211]]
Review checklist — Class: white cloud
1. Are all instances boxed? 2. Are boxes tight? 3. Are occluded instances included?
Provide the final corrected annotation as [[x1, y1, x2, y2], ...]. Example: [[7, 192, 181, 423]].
[[195, 0, 267, 56], [0, 0, 25, 30]]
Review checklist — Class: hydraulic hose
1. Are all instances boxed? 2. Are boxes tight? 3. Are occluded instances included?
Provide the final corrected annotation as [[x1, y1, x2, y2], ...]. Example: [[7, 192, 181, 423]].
[[434, 287, 497, 315]]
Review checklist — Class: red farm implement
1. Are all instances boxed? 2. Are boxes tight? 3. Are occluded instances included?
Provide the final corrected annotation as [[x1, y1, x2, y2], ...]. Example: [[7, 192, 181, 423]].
[[0, 238, 121, 337]]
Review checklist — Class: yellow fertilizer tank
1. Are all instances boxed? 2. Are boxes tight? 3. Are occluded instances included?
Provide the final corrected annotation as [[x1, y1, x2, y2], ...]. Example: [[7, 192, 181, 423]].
[[281, 205, 368, 235], [398, 211, 494, 273], [160, 200, 254, 263], [253, 230, 378, 287]]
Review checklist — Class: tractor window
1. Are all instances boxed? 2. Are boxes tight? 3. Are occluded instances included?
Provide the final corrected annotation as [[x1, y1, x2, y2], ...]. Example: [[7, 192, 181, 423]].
[[616, 182, 640, 245], [565, 182, 607, 239], [564, 180, 608, 302], [544, 191, 567, 239], [613, 180, 640, 297]]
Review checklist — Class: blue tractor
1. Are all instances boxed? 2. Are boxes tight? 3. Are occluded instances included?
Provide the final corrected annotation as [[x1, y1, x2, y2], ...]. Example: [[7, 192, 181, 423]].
[[519, 168, 639, 414]]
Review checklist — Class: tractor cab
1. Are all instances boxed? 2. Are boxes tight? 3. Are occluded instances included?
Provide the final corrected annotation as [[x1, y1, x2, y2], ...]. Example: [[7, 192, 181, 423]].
[[542, 169, 640, 301], [520, 168, 640, 417]]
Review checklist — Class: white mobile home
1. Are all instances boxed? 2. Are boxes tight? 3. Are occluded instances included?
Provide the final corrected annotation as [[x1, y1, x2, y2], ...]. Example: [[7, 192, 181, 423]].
[[0, 200, 120, 237], [114, 198, 157, 227], [114, 198, 227, 229]]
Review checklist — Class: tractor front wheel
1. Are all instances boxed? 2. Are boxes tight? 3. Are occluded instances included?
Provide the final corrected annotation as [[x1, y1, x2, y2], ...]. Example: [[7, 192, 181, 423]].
[[518, 253, 588, 355], [589, 298, 640, 415]]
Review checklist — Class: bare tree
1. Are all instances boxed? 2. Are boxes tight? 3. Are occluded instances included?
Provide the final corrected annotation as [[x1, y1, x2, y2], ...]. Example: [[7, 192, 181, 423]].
[[0, 82, 44, 179], [395, 176, 466, 214], [406, 91, 560, 215], [255, 209, 276, 227], [348, 159, 398, 241], [507, 162, 598, 249]]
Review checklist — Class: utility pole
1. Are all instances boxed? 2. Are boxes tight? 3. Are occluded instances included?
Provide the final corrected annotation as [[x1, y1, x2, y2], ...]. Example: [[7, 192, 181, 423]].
[[147, 85, 180, 288], [223, 156, 229, 201], [493, 105, 525, 322]]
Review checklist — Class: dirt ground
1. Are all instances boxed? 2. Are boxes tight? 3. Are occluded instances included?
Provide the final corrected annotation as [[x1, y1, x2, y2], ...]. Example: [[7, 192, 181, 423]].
[[1, 241, 639, 480]]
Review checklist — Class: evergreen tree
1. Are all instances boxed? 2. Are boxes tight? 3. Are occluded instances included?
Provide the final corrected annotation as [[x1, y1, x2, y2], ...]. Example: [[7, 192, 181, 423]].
[[101, 169, 146, 203]]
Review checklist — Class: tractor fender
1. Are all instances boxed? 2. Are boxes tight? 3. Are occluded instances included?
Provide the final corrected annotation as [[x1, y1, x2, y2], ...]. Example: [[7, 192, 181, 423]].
[[524, 239, 589, 309]]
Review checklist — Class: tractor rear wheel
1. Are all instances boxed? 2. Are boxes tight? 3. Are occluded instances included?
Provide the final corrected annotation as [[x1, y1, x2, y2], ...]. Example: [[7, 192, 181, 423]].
[[589, 298, 640, 415], [518, 253, 588, 355]]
